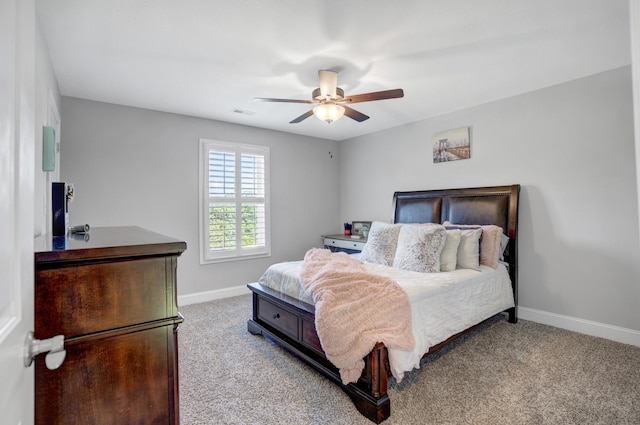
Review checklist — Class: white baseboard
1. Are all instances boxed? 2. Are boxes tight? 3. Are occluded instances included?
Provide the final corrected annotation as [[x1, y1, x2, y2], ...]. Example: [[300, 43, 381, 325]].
[[178, 285, 251, 306], [519, 306, 640, 347]]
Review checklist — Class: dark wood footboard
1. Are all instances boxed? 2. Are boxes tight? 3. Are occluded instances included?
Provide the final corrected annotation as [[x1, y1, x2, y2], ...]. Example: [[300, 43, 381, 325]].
[[247, 282, 391, 423], [247, 281, 513, 423]]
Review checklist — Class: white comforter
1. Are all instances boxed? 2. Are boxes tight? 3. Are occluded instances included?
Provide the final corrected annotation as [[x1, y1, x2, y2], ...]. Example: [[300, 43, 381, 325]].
[[257, 255, 515, 382]]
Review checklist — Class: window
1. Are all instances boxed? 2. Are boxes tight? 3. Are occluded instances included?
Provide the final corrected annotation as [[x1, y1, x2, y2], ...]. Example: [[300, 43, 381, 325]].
[[199, 139, 270, 263]]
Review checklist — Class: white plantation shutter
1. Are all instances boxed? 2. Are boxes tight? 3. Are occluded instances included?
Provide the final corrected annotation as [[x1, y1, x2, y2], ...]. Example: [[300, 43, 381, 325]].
[[200, 139, 270, 263]]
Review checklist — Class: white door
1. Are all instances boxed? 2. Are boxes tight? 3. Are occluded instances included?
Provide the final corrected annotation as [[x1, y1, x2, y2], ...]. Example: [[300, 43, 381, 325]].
[[0, 0, 36, 424]]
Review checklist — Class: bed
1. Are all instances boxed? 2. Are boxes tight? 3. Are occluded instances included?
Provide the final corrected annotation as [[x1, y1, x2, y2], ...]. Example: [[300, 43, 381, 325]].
[[247, 184, 520, 423]]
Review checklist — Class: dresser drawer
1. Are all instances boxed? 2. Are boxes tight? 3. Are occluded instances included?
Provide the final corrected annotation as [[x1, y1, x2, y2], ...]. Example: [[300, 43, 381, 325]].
[[35, 323, 178, 425], [35, 257, 178, 339], [323, 237, 366, 252], [258, 298, 299, 340]]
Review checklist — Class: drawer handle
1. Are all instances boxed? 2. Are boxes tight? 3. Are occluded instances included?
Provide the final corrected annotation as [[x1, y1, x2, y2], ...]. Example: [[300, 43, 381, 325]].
[[272, 313, 280, 320]]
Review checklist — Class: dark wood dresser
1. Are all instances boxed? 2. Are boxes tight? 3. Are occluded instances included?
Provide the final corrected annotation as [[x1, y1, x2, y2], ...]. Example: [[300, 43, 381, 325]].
[[34, 226, 186, 425]]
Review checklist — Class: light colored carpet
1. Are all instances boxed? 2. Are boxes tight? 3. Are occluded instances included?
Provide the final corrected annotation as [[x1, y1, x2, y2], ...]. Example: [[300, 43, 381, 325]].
[[178, 295, 640, 425]]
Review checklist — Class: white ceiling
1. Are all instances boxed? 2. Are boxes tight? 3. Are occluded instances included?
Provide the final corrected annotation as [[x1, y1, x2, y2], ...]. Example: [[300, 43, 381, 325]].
[[36, 0, 631, 141]]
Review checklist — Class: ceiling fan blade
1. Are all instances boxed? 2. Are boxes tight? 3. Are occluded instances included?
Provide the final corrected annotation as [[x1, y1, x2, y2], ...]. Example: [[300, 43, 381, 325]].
[[254, 97, 316, 104], [343, 106, 369, 122], [342, 88, 404, 104], [289, 109, 315, 124], [318, 70, 338, 98]]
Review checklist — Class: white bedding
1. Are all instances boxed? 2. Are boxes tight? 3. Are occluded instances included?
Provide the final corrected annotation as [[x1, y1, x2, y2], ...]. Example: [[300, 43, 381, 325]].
[[257, 254, 515, 382]]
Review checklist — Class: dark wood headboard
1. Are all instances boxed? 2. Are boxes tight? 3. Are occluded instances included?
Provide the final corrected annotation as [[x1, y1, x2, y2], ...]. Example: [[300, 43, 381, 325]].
[[392, 184, 521, 321]]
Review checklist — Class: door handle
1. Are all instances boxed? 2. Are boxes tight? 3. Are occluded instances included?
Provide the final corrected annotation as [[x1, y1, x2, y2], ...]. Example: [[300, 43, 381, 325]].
[[24, 331, 66, 370]]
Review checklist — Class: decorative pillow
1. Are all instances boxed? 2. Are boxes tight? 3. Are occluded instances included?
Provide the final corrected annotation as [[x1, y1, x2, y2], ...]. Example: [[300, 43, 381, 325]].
[[443, 222, 504, 269], [499, 233, 510, 261], [359, 222, 402, 266], [440, 229, 461, 272], [392, 224, 447, 273], [455, 228, 482, 270]]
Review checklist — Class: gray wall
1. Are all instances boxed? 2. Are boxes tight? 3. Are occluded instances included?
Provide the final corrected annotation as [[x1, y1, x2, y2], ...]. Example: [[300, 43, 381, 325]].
[[60, 98, 341, 296], [339, 66, 640, 332], [34, 15, 62, 237]]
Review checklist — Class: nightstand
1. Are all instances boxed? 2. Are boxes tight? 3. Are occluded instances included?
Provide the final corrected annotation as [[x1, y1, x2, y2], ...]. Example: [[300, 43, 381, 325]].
[[322, 234, 367, 254]]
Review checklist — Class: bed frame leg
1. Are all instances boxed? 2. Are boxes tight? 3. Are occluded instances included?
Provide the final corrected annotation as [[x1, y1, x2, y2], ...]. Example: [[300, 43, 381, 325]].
[[247, 319, 263, 335], [345, 386, 390, 424], [507, 307, 517, 324], [343, 342, 391, 423]]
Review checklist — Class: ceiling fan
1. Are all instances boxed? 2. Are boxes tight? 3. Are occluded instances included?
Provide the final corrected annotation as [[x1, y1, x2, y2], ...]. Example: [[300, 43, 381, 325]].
[[254, 70, 404, 124]]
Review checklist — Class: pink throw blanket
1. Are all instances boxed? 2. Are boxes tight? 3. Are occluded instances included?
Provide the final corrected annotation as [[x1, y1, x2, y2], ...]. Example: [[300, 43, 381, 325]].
[[300, 248, 415, 384]]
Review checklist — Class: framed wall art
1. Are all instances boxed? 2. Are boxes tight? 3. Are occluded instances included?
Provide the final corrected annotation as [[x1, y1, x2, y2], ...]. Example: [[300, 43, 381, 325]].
[[432, 126, 470, 163]]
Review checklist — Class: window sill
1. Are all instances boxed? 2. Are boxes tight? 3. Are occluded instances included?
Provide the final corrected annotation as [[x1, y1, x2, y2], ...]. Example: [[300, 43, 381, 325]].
[[200, 252, 271, 265]]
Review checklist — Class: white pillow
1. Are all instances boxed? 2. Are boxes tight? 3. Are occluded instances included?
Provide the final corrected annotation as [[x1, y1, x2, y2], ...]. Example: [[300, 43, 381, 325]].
[[359, 222, 402, 266], [393, 224, 447, 273], [443, 222, 504, 268], [456, 228, 482, 271], [440, 229, 461, 272]]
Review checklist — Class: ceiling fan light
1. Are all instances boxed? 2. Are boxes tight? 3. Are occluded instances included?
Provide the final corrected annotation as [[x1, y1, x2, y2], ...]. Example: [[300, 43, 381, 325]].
[[313, 104, 345, 123]]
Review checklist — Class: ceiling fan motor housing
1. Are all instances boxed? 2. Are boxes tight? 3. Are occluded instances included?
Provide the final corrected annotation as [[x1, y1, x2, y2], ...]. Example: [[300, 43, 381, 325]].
[[313, 87, 344, 101]]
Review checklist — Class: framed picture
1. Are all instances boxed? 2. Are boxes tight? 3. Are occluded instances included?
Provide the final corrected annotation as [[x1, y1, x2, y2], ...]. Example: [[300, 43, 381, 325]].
[[432, 126, 470, 163], [351, 221, 372, 237]]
